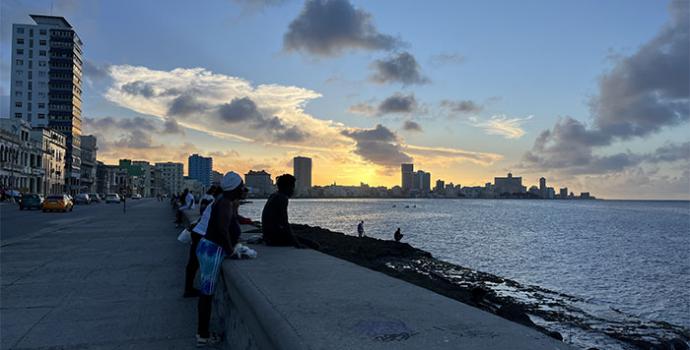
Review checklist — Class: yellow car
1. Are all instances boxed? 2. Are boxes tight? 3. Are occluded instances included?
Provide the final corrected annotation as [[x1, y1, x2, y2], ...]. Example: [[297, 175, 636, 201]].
[[42, 194, 74, 212]]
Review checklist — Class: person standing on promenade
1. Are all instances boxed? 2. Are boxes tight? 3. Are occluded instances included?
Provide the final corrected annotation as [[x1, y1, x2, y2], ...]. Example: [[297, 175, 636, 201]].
[[175, 189, 195, 228], [357, 221, 365, 238], [195, 172, 247, 346], [199, 186, 217, 215], [394, 228, 403, 242], [183, 185, 223, 298]]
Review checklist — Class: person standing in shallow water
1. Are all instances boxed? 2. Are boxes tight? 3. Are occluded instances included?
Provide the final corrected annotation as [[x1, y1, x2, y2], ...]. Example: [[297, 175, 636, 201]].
[[357, 221, 365, 238], [394, 228, 403, 242]]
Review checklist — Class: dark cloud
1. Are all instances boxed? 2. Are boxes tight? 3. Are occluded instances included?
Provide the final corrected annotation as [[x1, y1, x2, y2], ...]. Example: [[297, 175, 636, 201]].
[[341, 124, 412, 168], [218, 97, 309, 142], [85, 117, 160, 150], [648, 142, 690, 163], [523, 2, 689, 175], [122, 81, 155, 98], [441, 99, 483, 114], [218, 97, 262, 122], [230, 0, 286, 10], [370, 52, 428, 85], [283, 0, 401, 56], [378, 93, 417, 115], [403, 120, 422, 132], [162, 118, 184, 134], [168, 94, 207, 117], [82, 61, 110, 82], [591, 0, 689, 139]]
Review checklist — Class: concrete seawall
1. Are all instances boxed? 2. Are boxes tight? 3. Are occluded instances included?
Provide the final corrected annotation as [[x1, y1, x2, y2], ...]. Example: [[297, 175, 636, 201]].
[[181, 210, 573, 349]]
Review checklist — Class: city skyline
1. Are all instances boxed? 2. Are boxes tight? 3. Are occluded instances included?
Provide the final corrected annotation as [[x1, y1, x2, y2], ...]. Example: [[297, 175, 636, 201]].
[[1, 1, 688, 199]]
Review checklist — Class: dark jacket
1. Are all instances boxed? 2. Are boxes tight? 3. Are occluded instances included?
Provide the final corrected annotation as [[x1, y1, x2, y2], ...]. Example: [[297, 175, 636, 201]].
[[204, 196, 241, 253], [261, 191, 297, 246]]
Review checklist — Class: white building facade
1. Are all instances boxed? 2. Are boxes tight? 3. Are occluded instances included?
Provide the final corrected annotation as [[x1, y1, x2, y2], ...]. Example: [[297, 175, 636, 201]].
[[155, 162, 184, 196], [30, 126, 66, 194]]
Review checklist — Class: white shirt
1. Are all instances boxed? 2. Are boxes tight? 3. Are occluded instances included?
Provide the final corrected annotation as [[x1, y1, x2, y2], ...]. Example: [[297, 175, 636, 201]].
[[180, 192, 195, 210], [193, 202, 213, 236]]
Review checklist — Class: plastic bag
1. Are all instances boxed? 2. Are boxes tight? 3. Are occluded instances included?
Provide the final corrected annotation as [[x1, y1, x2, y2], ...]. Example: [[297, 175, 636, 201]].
[[177, 228, 192, 244], [231, 243, 257, 259]]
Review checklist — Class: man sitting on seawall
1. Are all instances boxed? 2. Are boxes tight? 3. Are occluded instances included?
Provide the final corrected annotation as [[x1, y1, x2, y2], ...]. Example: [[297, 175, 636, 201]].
[[261, 174, 319, 249]]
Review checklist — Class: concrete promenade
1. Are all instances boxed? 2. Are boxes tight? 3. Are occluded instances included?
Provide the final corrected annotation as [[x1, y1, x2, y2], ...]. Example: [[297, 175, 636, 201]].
[[1, 199, 195, 349]]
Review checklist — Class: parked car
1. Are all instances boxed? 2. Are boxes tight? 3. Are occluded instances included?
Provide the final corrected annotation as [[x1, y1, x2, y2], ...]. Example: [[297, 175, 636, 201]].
[[132, 193, 142, 200], [89, 193, 101, 203], [74, 193, 91, 205], [42, 194, 74, 212], [19, 193, 43, 210], [105, 193, 121, 204]]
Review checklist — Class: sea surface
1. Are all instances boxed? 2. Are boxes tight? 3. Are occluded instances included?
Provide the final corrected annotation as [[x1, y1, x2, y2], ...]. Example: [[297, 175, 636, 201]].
[[241, 199, 690, 347]]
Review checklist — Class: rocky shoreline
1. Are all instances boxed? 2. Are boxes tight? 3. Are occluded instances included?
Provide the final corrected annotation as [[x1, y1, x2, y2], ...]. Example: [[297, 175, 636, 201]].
[[255, 223, 690, 350]]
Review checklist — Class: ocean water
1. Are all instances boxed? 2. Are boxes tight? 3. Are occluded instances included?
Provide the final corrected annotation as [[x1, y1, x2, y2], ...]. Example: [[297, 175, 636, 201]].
[[240, 199, 690, 337]]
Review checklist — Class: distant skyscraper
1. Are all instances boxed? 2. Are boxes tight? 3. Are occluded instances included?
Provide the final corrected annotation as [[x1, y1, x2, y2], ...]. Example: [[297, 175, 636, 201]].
[[293, 156, 312, 196], [211, 170, 223, 186], [413, 170, 431, 192], [12, 15, 84, 194], [494, 173, 526, 194], [539, 177, 547, 198], [188, 154, 212, 187], [401, 163, 414, 191], [435, 179, 445, 192], [560, 187, 568, 199]]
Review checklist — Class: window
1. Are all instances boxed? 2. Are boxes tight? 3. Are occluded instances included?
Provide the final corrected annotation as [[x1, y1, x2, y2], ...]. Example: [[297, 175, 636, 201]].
[[38, 113, 45, 119], [28, 71, 32, 79], [29, 39, 33, 48], [15, 102, 22, 107], [40, 40, 46, 45], [16, 49, 24, 55], [15, 80, 22, 86], [29, 29, 33, 36], [38, 103, 45, 108], [15, 59, 23, 65], [38, 92, 45, 98], [38, 61, 46, 67], [14, 91, 22, 97], [39, 50, 46, 56], [15, 70, 23, 76], [17, 27, 24, 34], [27, 92, 32, 100], [27, 103, 32, 111], [15, 113, 22, 118], [16, 38, 24, 44], [38, 71, 46, 77], [40, 29, 46, 35]]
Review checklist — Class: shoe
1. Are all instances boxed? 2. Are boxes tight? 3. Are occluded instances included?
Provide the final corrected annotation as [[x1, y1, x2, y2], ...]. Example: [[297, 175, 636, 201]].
[[196, 334, 221, 347], [183, 289, 200, 298]]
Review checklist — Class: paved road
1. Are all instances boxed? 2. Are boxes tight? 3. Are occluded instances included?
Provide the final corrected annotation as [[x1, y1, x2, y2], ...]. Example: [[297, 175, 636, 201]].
[[1, 199, 197, 349]]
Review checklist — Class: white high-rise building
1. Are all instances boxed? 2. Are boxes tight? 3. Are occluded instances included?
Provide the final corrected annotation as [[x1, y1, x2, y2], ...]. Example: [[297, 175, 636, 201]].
[[155, 162, 184, 195], [293, 156, 312, 196], [10, 15, 84, 194]]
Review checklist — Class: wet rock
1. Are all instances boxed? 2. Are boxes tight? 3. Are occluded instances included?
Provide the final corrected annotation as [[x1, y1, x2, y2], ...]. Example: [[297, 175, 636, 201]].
[[496, 303, 536, 328], [661, 338, 689, 350], [547, 331, 563, 341]]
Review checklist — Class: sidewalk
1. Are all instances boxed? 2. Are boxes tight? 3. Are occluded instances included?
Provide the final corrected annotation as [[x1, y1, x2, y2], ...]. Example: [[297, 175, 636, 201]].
[[1, 200, 195, 349]]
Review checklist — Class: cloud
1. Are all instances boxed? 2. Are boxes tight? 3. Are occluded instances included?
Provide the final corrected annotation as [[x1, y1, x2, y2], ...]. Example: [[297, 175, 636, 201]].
[[403, 120, 422, 132], [283, 0, 401, 56], [468, 115, 532, 139], [370, 51, 429, 85], [429, 52, 465, 67], [403, 144, 502, 166], [85, 116, 161, 151], [341, 124, 412, 168], [82, 61, 110, 83], [163, 118, 184, 134], [648, 141, 690, 163], [441, 99, 483, 114], [121, 81, 155, 98], [523, 2, 689, 175], [348, 93, 418, 116], [378, 93, 417, 115], [230, 0, 286, 11], [168, 94, 208, 117], [105, 65, 338, 146]]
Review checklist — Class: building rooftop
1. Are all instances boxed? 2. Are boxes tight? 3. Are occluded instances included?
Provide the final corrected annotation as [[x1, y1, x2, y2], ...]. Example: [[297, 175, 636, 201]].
[[30, 14, 73, 28]]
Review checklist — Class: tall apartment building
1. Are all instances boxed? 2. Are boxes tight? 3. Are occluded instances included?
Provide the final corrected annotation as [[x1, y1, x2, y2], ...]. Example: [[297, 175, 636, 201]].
[[293, 156, 312, 196], [155, 162, 184, 195], [188, 154, 212, 187], [413, 170, 431, 193], [245, 170, 273, 197], [80, 135, 97, 193], [401, 163, 414, 192], [10, 15, 84, 194], [494, 173, 526, 194]]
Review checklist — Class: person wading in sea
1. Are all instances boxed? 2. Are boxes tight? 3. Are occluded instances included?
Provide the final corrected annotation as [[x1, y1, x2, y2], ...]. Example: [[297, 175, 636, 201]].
[[357, 221, 365, 238]]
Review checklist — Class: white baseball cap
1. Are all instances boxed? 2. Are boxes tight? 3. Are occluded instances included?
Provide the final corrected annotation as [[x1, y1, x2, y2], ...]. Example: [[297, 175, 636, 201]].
[[221, 171, 242, 191]]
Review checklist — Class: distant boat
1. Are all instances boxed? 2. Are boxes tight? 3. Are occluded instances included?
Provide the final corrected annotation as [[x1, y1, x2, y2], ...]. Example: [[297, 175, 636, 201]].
[[392, 204, 396, 208], [405, 205, 410, 208]]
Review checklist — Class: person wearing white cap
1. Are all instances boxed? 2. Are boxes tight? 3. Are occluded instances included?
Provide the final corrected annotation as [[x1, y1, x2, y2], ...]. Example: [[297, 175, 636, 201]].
[[195, 171, 247, 346]]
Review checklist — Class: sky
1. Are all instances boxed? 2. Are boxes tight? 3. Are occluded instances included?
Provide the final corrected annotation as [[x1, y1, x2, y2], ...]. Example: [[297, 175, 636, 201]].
[[1, 0, 688, 199]]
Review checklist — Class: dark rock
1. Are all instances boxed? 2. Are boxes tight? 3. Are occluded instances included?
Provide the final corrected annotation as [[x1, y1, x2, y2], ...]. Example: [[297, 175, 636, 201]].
[[496, 303, 536, 328], [662, 338, 689, 350], [548, 331, 563, 341]]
